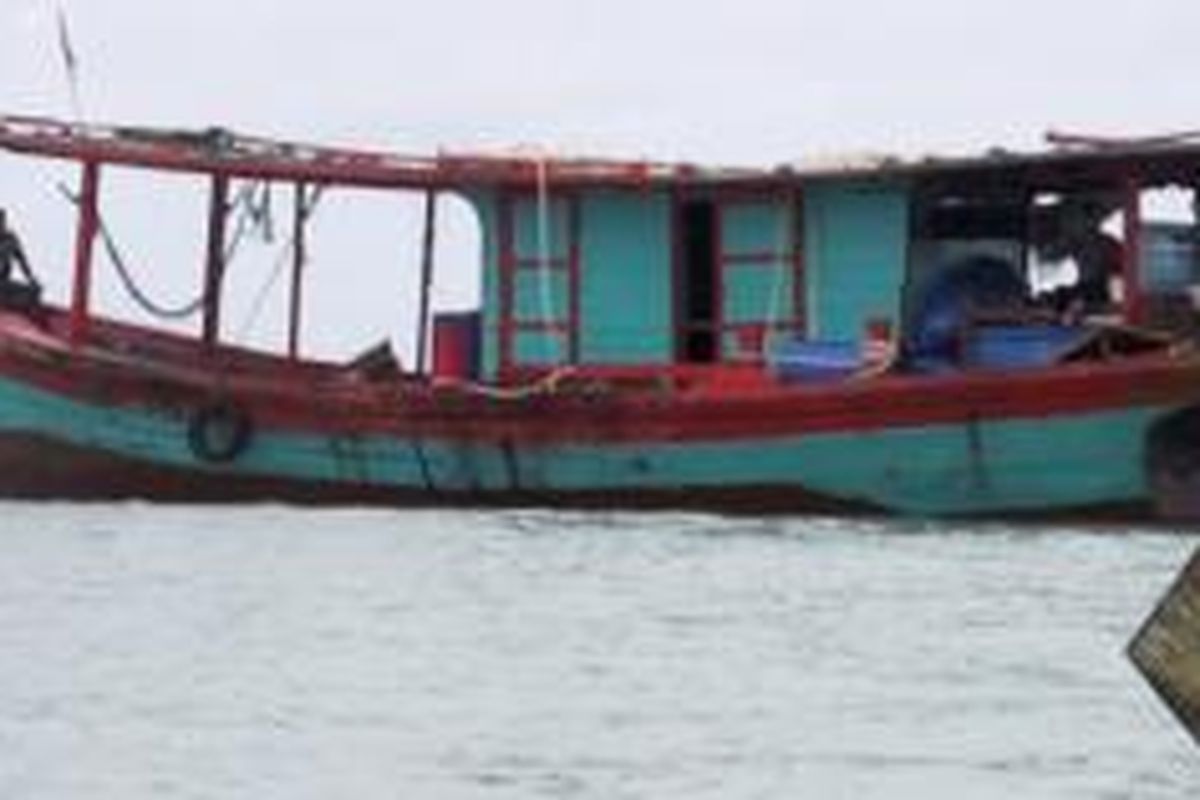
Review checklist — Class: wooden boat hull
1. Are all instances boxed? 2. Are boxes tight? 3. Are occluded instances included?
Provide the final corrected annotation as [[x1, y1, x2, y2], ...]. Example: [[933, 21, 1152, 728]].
[[0, 309, 1194, 520], [0, 409, 1154, 520]]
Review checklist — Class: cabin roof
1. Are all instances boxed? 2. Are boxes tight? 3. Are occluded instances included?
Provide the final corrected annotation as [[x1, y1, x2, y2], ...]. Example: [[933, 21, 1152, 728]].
[[3, 113, 1200, 192]]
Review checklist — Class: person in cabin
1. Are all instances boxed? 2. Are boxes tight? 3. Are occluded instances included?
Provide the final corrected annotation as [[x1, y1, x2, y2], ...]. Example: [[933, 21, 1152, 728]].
[[0, 209, 40, 292], [1031, 196, 1123, 319]]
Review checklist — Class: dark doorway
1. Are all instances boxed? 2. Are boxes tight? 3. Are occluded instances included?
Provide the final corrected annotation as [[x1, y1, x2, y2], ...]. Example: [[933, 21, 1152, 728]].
[[678, 200, 718, 363]]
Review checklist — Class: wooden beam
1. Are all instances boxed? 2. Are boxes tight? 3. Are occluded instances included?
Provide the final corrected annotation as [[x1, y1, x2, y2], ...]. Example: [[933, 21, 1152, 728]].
[[287, 183, 308, 362], [567, 193, 581, 364], [1122, 175, 1144, 324], [497, 191, 515, 377], [416, 189, 437, 374], [202, 174, 230, 348], [1129, 546, 1200, 746]]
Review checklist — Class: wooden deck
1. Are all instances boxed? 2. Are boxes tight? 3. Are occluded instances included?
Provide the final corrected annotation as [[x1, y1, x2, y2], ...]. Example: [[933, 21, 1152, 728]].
[[1129, 546, 1200, 745]]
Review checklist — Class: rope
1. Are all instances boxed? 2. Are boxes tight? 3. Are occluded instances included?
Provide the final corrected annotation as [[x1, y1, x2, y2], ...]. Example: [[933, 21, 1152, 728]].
[[234, 237, 293, 342], [234, 186, 324, 342], [433, 366, 576, 400], [60, 176, 313, 332], [762, 193, 795, 358], [223, 180, 274, 265], [57, 182, 205, 320], [99, 217, 206, 319]]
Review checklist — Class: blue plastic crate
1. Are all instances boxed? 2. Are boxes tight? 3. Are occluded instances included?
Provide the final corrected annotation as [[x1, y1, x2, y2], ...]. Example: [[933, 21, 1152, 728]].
[[965, 324, 1091, 369]]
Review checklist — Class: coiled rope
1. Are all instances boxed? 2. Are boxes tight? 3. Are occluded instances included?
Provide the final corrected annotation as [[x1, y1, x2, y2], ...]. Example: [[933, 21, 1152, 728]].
[[433, 365, 576, 400], [762, 192, 796, 358]]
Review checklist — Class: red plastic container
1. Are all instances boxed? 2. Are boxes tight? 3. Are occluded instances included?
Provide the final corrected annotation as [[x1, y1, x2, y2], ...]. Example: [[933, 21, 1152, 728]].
[[432, 311, 481, 380]]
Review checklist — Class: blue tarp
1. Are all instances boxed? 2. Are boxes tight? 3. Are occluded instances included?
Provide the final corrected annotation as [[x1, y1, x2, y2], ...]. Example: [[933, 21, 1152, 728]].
[[906, 256, 1028, 361], [903, 255, 1093, 371], [770, 254, 1095, 381], [964, 324, 1092, 369]]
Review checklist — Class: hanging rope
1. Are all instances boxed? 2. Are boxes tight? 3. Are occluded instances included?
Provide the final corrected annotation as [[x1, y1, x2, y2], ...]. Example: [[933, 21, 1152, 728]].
[[223, 180, 275, 265], [57, 182, 206, 320], [58, 177, 317, 333], [235, 185, 323, 341], [762, 193, 795, 357], [434, 365, 576, 400]]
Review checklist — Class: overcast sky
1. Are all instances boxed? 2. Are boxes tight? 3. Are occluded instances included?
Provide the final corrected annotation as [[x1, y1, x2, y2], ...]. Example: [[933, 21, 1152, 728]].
[[2, 0, 1199, 360]]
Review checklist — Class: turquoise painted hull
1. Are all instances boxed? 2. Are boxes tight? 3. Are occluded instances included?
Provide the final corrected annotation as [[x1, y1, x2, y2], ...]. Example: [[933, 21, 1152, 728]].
[[0, 372, 1161, 517]]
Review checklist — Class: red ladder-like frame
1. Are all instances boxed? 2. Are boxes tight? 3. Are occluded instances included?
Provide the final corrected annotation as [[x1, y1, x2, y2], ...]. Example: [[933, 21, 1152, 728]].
[[714, 188, 806, 359], [497, 189, 582, 375]]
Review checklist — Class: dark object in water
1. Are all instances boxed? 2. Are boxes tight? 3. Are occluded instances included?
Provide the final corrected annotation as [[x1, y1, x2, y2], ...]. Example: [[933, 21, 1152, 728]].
[[1128, 546, 1200, 747]]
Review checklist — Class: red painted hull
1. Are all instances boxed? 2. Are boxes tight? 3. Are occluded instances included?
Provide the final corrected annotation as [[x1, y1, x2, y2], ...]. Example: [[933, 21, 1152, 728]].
[[3, 308, 1200, 444]]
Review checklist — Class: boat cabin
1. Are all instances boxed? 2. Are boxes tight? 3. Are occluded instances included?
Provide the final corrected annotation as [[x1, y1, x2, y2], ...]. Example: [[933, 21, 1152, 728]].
[[460, 135, 1198, 385]]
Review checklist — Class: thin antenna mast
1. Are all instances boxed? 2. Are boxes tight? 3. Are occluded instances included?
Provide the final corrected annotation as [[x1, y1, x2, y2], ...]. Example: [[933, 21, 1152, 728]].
[[54, 2, 84, 122]]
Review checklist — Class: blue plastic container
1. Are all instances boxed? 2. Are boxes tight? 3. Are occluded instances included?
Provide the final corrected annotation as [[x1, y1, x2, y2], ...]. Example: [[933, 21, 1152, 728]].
[[965, 324, 1090, 370], [906, 256, 1027, 360], [769, 339, 863, 382]]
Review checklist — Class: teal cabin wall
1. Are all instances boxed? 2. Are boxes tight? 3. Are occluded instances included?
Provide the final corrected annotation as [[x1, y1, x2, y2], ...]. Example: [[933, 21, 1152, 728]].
[[468, 188, 675, 376], [804, 182, 910, 341], [717, 197, 800, 359], [579, 191, 673, 364], [475, 181, 907, 371], [471, 190, 502, 379]]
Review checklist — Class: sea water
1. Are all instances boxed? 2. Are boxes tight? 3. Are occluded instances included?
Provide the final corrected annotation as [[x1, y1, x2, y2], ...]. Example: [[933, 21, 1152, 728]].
[[0, 503, 1195, 799]]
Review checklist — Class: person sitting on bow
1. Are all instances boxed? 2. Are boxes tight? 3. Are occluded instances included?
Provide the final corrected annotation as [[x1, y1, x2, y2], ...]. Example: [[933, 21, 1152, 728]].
[[0, 209, 40, 291]]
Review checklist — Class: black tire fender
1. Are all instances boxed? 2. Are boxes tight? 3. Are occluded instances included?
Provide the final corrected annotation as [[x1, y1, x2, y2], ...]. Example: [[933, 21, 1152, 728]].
[[187, 400, 254, 463]]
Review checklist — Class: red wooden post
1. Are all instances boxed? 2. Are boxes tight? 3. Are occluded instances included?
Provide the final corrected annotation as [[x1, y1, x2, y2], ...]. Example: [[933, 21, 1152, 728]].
[[497, 191, 515, 377], [287, 182, 307, 362], [1122, 175, 1144, 325], [670, 188, 683, 364], [790, 188, 806, 338], [69, 160, 101, 348], [567, 192, 581, 364], [202, 174, 230, 348], [712, 199, 725, 362]]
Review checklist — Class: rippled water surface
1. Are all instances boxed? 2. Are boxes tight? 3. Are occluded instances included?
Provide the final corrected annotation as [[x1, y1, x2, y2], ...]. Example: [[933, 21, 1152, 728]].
[[0, 504, 1195, 799]]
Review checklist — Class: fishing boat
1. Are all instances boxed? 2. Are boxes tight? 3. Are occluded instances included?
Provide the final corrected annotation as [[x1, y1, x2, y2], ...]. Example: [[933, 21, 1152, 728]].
[[1, 113, 1200, 519]]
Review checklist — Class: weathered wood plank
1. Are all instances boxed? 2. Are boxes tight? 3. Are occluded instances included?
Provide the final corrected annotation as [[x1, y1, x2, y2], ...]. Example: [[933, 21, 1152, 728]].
[[1129, 546, 1200, 746]]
